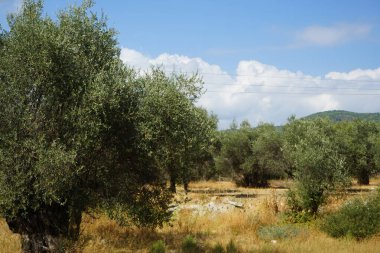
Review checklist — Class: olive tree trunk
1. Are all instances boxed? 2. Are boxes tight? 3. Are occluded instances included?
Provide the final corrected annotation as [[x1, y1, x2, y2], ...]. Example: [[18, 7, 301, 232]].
[[357, 168, 370, 185], [6, 203, 82, 253]]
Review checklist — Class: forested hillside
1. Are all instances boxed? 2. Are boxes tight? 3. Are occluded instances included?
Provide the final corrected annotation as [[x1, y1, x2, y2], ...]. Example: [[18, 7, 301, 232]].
[[304, 110, 380, 122]]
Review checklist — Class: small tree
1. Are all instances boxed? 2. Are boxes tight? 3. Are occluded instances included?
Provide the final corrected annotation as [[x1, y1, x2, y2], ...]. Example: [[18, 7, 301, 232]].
[[215, 124, 255, 186], [136, 69, 217, 193], [283, 118, 349, 214], [335, 120, 379, 185], [241, 123, 287, 187], [215, 122, 286, 187]]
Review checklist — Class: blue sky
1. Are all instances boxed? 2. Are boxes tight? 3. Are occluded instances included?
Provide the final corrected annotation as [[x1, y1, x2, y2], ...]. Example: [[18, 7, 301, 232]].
[[1, 0, 380, 128]]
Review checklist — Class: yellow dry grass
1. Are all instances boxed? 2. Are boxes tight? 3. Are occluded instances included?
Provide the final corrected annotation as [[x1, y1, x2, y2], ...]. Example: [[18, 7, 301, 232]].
[[188, 180, 237, 190], [0, 219, 21, 253], [1, 178, 380, 253]]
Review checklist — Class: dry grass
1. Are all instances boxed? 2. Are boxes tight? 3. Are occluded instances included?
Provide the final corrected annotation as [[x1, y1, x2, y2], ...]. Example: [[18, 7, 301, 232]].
[[188, 180, 237, 190], [278, 230, 380, 253], [0, 219, 20, 253], [1, 178, 380, 253]]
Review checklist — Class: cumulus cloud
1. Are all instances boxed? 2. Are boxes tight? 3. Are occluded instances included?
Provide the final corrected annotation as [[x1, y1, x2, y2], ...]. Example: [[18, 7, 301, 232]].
[[296, 23, 371, 46], [120, 47, 380, 129], [326, 67, 380, 80]]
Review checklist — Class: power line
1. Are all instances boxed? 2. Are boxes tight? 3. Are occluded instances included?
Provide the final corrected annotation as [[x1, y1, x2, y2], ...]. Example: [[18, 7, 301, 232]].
[[204, 90, 380, 96], [202, 82, 380, 91], [163, 70, 380, 84], [124, 60, 380, 83], [124, 63, 380, 84]]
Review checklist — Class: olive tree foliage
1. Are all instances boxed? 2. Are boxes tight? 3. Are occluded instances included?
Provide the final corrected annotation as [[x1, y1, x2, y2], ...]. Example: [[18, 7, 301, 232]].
[[215, 121, 286, 187], [334, 120, 380, 185], [241, 123, 287, 186], [215, 123, 255, 185], [136, 68, 218, 193], [283, 118, 349, 214], [376, 123, 380, 168], [0, 1, 175, 251]]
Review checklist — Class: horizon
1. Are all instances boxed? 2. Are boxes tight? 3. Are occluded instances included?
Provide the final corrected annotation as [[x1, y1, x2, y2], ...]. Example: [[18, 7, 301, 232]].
[[1, 0, 380, 129]]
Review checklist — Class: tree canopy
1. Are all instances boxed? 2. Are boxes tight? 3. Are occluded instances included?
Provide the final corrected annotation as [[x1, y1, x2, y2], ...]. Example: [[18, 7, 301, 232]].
[[283, 118, 350, 214]]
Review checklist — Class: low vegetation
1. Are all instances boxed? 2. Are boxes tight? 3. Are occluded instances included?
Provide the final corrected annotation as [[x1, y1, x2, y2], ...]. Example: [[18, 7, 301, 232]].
[[150, 240, 166, 253], [321, 190, 380, 240]]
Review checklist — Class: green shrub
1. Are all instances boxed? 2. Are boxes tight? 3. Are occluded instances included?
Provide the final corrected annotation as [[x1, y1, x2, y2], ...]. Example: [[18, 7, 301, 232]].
[[283, 210, 314, 224], [211, 243, 226, 253], [321, 194, 380, 240], [181, 235, 202, 253], [257, 224, 301, 240], [226, 240, 239, 253], [150, 240, 166, 253]]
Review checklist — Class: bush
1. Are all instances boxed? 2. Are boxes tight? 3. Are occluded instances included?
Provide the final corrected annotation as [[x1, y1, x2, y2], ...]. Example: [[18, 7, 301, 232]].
[[321, 194, 380, 240], [211, 243, 226, 253], [257, 224, 302, 240], [181, 235, 202, 253], [150, 240, 166, 253], [226, 240, 240, 253]]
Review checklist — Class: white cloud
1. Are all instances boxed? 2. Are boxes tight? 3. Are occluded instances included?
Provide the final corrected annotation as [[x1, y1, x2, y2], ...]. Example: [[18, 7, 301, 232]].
[[120, 47, 380, 129], [297, 23, 371, 46], [120, 48, 151, 71], [305, 94, 339, 112], [326, 67, 380, 80]]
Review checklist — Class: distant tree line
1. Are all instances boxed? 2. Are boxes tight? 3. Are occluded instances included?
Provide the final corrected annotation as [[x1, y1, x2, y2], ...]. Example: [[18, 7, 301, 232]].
[[213, 116, 380, 214]]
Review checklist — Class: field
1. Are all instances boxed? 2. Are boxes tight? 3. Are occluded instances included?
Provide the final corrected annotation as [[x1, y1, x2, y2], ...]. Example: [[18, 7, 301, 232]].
[[1, 178, 380, 253]]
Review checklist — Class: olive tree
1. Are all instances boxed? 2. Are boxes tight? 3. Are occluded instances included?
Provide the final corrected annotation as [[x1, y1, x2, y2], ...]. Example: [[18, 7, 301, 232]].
[[215, 123, 255, 186], [0, 1, 171, 251], [215, 122, 286, 187], [242, 123, 287, 186], [283, 118, 349, 214], [335, 120, 379, 185], [136, 69, 217, 193]]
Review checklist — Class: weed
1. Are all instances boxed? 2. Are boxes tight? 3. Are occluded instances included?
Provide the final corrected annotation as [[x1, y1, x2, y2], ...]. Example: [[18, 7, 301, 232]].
[[211, 242, 226, 253], [226, 240, 240, 253], [181, 235, 202, 253], [150, 240, 166, 253], [257, 224, 302, 241]]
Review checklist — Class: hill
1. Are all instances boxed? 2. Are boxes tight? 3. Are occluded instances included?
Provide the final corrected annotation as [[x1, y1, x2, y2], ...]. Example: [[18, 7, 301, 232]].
[[304, 110, 380, 122]]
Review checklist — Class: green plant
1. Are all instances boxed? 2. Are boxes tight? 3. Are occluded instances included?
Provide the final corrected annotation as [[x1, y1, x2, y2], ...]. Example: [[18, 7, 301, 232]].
[[211, 243, 226, 253], [257, 224, 302, 240], [150, 240, 166, 253], [282, 210, 314, 224], [226, 240, 239, 253], [181, 235, 202, 253], [283, 118, 349, 214], [321, 193, 380, 240]]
